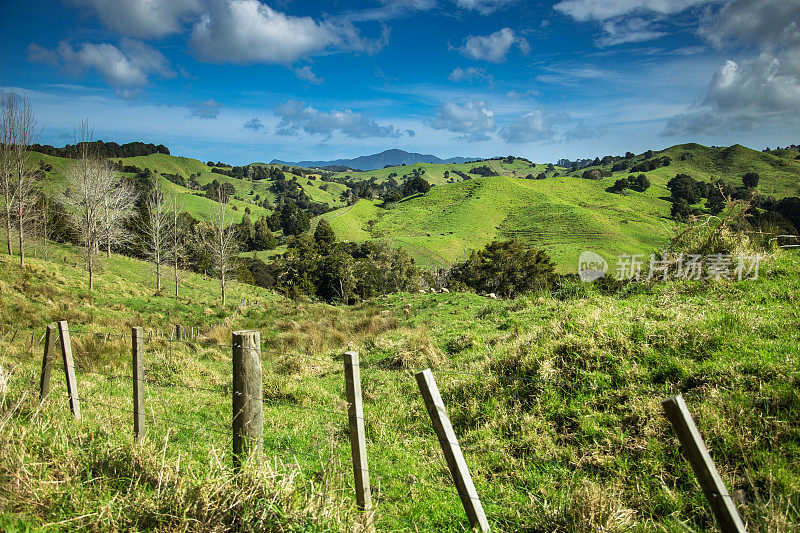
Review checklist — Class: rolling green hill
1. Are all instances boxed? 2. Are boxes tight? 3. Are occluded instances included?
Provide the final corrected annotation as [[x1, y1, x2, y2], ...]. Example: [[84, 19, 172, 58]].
[[317, 143, 799, 270], [29, 142, 800, 272], [30, 152, 348, 225]]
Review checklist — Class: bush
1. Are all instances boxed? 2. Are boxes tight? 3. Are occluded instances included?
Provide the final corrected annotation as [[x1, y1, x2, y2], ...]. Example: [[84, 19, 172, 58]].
[[742, 172, 760, 188], [449, 240, 556, 298]]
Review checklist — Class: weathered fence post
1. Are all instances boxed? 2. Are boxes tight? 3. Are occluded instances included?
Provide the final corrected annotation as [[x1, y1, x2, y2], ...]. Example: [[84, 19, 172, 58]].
[[344, 351, 374, 530], [57, 321, 80, 419], [662, 394, 746, 533], [39, 323, 58, 401], [174, 324, 181, 341], [132, 327, 144, 441], [415, 369, 489, 532], [232, 330, 263, 471]]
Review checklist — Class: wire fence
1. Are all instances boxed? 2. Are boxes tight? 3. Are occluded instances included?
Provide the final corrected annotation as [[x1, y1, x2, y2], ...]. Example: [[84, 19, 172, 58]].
[[0, 321, 734, 531]]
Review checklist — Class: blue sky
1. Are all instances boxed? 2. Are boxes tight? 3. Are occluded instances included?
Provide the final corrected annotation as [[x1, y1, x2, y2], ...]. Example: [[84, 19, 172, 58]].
[[1, 0, 798, 164]]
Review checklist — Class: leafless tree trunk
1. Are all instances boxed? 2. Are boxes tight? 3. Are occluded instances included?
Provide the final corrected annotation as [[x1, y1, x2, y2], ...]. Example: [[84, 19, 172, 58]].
[[209, 191, 237, 306], [141, 187, 171, 293], [62, 121, 119, 291], [101, 176, 134, 258], [0, 92, 19, 257], [10, 93, 39, 268]]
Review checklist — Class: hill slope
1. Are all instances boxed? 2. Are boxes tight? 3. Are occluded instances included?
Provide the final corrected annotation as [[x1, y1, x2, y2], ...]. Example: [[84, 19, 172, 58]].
[[1, 237, 798, 531], [319, 174, 672, 270]]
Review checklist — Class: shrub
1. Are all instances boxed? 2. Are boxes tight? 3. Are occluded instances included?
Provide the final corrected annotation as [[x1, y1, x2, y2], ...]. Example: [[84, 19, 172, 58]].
[[449, 240, 556, 298]]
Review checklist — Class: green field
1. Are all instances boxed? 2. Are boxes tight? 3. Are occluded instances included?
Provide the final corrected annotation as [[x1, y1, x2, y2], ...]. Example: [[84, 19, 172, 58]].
[[1, 235, 798, 531], [319, 174, 672, 270], [316, 143, 799, 271], [28, 142, 800, 273]]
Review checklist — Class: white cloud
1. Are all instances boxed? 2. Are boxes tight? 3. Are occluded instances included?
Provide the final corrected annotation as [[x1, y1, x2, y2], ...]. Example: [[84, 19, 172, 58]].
[[500, 108, 567, 143], [190, 0, 384, 64], [596, 18, 667, 46], [294, 66, 323, 85], [455, 0, 516, 15], [274, 100, 406, 139], [425, 100, 496, 141], [663, 0, 800, 135], [187, 99, 222, 119], [459, 28, 530, 63], [71, 0, 201, 38], [553, 0, 711, 22], [448, 67, 492, 83], [700, 0, 800, 49], [28, 39, 174, 99], [536, 64, 616, 84]]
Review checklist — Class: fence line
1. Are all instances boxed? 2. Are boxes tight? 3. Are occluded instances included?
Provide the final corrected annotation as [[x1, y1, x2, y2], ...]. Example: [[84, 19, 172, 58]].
[[1, 323, 746, 531]]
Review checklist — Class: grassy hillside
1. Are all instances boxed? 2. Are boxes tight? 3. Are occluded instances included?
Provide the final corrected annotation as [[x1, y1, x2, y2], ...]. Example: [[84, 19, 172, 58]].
[[30, 152, 347, 225], [0, 238, 798, 531], [319, 173, 671, 270], [568, 143, 800, 199], [316, 143, 800, 270]]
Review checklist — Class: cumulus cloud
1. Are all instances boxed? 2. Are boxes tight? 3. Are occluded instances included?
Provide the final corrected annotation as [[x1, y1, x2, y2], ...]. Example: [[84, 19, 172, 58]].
[[699, 0, 800, 49], [500, 108, 568, 143], [274, 100, 406, 139], [190, 0, 385, 64], [459, 28, 530, 63], [448, 67, 492, 83], [244, 117, 265, 131], [425, 100, 496, 140], [553, 0, 711, 22], [28, 39, 174, 98], [663, 0, 800, 135], [455, 0, 516, 15], [294, 66, 323, 84], [71, 0, 201, 39], [187, 99, 222, 119]]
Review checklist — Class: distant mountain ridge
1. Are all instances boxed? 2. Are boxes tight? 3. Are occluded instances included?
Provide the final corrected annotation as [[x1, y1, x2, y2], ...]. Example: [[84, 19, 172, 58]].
[[271, 149, 474, 171]]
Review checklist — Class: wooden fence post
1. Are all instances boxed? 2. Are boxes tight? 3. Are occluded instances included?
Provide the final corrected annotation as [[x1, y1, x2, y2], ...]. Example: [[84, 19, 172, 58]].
[[57, 321, 80, 419], [662, 394, 746, 533], [232, 330, 263, 471], [415, 369, 489, 532], [39, 324, 57, 401], [132, 327, 144, 441], [344, 351, 374, 530]]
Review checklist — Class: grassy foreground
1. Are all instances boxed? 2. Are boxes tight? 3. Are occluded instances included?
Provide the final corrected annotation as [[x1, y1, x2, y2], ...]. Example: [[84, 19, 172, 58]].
[[0, 240, 799, 531]]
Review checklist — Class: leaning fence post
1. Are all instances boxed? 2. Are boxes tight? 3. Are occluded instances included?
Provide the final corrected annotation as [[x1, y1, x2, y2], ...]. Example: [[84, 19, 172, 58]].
[[662, 394, 746, 533], [132, 327, 144, 441], [232, 330, 263, 472], [39, 324, 58, 401], [344, 351, 374, 530], [415, 369, 489, 532], [57, 321, 80, 419]]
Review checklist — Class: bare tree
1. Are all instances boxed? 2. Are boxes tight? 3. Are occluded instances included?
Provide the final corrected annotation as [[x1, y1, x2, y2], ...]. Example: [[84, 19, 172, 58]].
[[11, 93, 39, 267], [208, 191, 237, 306], [101, 175, 134, 258], [141, 186, 171, 292], [0, 92, 15, 256], [62, 121, 117, 291]]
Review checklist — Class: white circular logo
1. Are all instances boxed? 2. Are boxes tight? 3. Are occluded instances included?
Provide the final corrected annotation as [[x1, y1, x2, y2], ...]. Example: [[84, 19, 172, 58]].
[[578, 251, 608, 282]]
